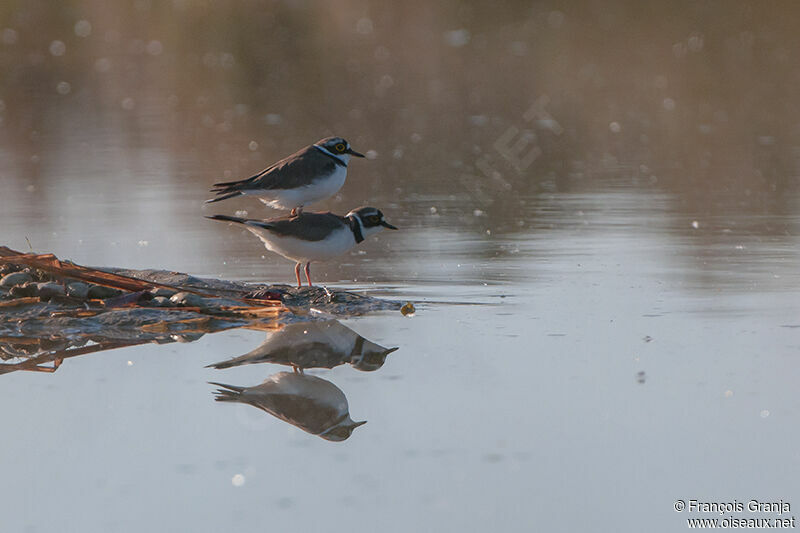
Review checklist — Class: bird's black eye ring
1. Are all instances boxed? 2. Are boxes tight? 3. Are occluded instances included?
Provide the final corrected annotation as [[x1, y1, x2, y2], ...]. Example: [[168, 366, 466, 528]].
[[336, 143, 346, 152]]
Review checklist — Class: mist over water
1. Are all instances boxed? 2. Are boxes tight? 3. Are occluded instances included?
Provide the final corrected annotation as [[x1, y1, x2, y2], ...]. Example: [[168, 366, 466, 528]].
[[1, 2, 799, 532]]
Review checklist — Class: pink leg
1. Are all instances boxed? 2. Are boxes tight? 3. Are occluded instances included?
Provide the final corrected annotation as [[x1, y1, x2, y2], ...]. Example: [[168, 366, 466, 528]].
[[304, 262, 313, 287], [294, 263, 302, 288]]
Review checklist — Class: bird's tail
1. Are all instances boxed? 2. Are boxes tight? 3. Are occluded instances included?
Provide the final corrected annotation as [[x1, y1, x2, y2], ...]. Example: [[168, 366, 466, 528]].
[[207, 172, 262, 202], [210, 180, 243, 191], [206, 214, 248, 225], [210, 173, 259, 190], [209, 382, 246, 402], [205, 358, 241, 370], [206, 214, 273, 231], [205, 191, 244, 204]]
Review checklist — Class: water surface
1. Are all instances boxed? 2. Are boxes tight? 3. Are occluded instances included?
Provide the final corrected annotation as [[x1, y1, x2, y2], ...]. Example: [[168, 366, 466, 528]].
[[1, 2, 799, 532]]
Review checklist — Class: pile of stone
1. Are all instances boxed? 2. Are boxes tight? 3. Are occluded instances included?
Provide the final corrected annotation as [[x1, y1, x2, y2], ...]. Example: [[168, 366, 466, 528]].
[[1, 264, 121, 301], [0, 247, 402, 375]]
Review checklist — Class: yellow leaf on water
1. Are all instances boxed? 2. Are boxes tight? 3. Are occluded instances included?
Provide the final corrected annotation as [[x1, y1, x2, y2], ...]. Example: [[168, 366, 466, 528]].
[[400, 302, 415, 316]]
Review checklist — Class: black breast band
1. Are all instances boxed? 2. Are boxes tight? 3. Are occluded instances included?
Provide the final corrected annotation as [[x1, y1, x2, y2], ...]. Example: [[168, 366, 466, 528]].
[[347, 216, 365, 243]]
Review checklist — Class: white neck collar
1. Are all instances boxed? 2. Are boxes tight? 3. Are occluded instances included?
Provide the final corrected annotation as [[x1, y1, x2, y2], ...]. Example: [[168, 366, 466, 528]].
[[314, 144, 349, 166]]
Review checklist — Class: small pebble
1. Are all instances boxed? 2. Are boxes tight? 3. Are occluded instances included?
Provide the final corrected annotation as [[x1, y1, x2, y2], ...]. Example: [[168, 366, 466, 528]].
[[400, 302, 416, 316], [245, 288, 284, 300], [169, 292, 205, 307], [21, 268, 49, 282], [172, 332, 203, 343], [34, 269, 52, 282], [66, 282, 90, 299], [0, 264, 20, 275], [0, 272, 33, 287], [151, 296, 171, 307], [9, 284, 37, 298], [150, 287, 177, 298], [87, 285, 123, 299], [36, 282, 65, 298]]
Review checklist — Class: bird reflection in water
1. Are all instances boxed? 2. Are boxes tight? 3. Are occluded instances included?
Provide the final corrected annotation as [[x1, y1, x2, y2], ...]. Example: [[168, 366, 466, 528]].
[[212, 373, 366, 441], [207, 319, 398, 372], [209, 319, 398, 441]]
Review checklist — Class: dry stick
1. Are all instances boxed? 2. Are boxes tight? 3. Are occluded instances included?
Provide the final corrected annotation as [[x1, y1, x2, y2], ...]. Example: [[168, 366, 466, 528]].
[[0, 247, 287, 373], [0, 340, 148, 375], [0, 246, 281, 307]]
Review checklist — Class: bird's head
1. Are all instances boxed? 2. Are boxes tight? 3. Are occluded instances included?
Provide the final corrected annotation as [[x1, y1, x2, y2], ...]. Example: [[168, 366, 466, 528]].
[[320, 418, 367, 441], [347, 206, 398, 239], [351, 346, 399, 372], [315, 137, 364, 161]]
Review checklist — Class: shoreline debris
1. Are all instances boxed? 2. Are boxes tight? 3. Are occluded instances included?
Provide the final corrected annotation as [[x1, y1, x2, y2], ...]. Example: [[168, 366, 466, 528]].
[[0, 246, 400, 375]]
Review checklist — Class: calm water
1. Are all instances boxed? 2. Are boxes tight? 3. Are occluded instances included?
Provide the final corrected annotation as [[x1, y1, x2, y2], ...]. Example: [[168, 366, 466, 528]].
[[2, 2, 800, 532]]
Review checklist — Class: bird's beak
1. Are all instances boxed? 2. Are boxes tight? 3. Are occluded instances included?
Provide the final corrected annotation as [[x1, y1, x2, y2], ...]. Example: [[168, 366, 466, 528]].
[[381, 221, 398, 230], [346, 147, 365, 158], [353, 420, 368, 428]]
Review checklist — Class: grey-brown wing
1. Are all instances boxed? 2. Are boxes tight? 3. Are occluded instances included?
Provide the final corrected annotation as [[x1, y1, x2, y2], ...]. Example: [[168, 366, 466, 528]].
[[260, 212, 348, 241], [256, 394, 346, 435], [249, 146, 338, 190]]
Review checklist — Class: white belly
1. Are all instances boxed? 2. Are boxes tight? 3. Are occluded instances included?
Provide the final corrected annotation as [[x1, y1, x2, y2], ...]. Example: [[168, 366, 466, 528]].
[[247, 226, 356, 263], [256, 166, 347, 210]]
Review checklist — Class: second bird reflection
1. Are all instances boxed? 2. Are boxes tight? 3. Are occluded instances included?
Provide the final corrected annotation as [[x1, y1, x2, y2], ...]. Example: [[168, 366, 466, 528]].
[[207, 319, 398, 372], [208, 319, 398, 441], [211, 373, 366, 441]]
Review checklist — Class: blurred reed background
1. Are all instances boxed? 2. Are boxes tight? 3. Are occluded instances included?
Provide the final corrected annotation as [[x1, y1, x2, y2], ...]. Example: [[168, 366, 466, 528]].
[[0, 0, 798, 269]]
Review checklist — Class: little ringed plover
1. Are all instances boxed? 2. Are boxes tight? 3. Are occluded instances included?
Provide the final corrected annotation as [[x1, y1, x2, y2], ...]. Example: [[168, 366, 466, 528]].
[[207, 137, 365, 215], [207, 206, 397, 287]]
